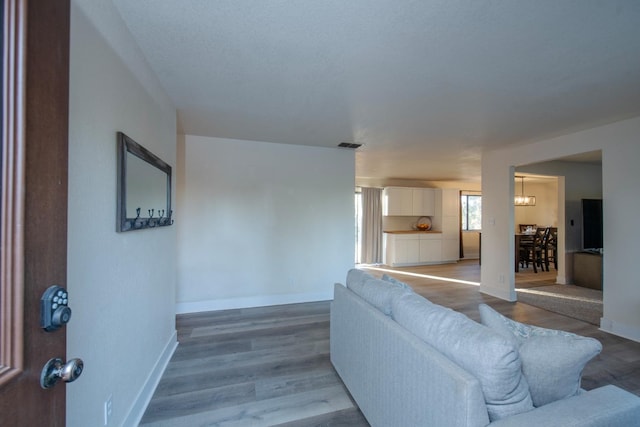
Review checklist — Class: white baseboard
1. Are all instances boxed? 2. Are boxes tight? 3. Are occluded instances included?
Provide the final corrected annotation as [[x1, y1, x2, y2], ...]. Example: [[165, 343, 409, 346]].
[[600, 317, 640, 343], [480, 284, 517, 302], [176, 291, 334, 314], [123, 330, 178, 426]]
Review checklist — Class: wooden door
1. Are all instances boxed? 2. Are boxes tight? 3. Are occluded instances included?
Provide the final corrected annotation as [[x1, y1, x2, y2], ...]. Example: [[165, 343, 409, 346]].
[[0, 1, 70, 426]]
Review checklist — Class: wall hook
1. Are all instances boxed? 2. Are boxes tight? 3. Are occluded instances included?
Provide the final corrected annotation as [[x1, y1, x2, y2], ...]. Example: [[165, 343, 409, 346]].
[[123, 208, 175, 231], [134, 207, 145, 229]]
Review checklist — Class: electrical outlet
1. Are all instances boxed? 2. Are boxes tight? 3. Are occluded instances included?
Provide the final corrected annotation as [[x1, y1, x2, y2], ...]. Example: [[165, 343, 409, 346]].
[[104, 394, 113, 426]]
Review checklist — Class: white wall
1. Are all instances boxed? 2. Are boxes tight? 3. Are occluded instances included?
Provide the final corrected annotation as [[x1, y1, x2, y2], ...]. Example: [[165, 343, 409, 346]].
[[481, 116, 640, 342], [177, 135, 355, 312], [67, 2, 177, 426]]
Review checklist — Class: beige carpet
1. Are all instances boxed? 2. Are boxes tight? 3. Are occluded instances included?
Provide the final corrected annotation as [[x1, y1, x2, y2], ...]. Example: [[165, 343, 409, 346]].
[[515, 284, 603, 325]]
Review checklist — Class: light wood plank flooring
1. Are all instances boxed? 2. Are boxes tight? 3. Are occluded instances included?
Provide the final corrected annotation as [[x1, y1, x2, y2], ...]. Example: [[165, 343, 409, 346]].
[[140, 261, 640, 426]]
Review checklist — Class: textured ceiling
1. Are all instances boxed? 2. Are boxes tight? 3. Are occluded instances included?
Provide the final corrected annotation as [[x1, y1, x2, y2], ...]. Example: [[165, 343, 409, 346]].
[[113, 0, 640, 182]]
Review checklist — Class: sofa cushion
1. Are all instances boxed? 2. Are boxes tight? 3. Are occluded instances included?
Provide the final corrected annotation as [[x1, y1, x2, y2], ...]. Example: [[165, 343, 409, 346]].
[[347, 276, 412, 316], [479, 303, 602, 407], [381, 273, 413, 290], [393, 293, 534, 421], [346, 268, 374, 291]]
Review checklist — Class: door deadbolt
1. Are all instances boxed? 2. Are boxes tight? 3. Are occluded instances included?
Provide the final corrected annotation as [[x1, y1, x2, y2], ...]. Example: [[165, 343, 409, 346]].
[[40, 357, 84, 389], [41, 285, 72, 331]]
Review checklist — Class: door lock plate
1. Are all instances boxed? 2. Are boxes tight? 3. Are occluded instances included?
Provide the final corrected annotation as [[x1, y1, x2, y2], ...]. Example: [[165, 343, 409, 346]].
[[41, 285, 72, 331]]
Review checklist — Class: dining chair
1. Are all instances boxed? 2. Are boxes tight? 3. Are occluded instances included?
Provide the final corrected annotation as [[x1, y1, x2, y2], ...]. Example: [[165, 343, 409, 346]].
[[521, 227, 548, 273], [517, 225, 537, 269], [519, 236, 534, 269], [544, 227, 558, 271]]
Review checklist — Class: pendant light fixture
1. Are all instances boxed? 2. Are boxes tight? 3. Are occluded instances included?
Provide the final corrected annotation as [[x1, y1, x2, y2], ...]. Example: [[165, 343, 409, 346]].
[[514, 176, 536, 206]]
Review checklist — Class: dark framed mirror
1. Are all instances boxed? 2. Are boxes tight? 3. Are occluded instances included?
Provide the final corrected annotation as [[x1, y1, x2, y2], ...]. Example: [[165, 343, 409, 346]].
[[117, 132, 173, 232]]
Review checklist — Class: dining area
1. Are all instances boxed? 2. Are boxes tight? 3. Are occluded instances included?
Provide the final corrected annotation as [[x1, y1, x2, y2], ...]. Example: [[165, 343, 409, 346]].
[[478, 225, 558, 273], [515, 224, 557, 273], [512, 175, 559, 275]]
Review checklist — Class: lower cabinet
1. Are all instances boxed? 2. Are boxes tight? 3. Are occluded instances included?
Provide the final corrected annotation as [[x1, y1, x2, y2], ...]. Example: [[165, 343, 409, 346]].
[[419, 238, 441, 263], [440, 215, 459, 262], [384, 233, 450, 266], [441, 239, 459, 262]]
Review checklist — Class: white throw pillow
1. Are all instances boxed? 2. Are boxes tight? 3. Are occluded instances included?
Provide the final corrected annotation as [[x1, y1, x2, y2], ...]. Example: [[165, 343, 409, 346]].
[[478, 303, 602, 407], [345, 268, 374, 291], [381, 273, 413, 290], [393, 293, 533, 421], [356, 278, 412, 316]]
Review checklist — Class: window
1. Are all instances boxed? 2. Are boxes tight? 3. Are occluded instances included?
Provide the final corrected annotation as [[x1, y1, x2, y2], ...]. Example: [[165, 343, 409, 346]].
[[461, 194, 482, 231]]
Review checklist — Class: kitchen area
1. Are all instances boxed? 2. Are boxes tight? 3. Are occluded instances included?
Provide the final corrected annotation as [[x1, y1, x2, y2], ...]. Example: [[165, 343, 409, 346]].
[[357, 174, 566, 272], [358, 171, 603, 313], [377, 176, 561, 269], [382, 187, 461, 266]]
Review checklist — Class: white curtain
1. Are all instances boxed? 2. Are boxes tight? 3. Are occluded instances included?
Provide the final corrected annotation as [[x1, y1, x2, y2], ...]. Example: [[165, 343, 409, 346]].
[[361, 187, 383, 264]]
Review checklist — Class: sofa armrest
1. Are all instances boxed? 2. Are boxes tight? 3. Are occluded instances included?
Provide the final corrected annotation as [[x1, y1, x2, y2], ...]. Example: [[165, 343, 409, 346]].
[[330, 283, 490, 427], [489, 385, 640, 427]]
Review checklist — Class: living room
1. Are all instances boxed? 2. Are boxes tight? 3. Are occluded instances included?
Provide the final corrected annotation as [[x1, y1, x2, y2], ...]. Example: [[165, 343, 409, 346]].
[[5, 1, 639, 426], [78, 2, 640, 425]]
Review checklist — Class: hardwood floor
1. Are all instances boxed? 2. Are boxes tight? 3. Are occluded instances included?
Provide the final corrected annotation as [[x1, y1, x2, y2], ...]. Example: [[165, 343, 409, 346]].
[[139, 302, 367, 426], [140, 261, 640, 426]]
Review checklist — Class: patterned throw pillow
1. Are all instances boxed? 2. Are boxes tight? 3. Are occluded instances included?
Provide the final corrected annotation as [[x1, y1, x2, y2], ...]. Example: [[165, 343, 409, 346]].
[[479, 303, 602, 407]]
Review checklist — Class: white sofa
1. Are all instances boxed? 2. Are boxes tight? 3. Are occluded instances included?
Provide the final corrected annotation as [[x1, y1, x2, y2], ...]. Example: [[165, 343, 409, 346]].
[[330, 269, 640, 427]]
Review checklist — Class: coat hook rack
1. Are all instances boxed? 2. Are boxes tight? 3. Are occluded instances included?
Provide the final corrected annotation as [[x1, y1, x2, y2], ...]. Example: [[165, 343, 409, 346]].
[[124, 207, 175, 231]]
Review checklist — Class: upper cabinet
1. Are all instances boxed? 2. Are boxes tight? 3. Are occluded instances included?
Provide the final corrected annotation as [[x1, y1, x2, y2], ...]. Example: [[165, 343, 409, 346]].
[[383, 187, 413, 216], [412, 188, 435, 216], [383, 187, 435, 216], [440, 188, 460, 217]]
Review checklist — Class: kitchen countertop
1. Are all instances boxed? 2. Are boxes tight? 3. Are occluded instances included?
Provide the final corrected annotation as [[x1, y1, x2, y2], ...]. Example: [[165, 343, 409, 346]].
[[383, 230, 442, 234]]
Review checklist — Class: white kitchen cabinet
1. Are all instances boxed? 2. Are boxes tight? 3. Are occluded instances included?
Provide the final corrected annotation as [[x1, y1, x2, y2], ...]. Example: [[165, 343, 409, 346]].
[[439, 189, 460, 262], [419, 235, 442, 263], [383, 187, 413, 216], [413, 188, 435, 216], [383, 187, 435, 216], [441, 239, 459, 262], [441, 188, 459, 216], [384, 233, 420, 265], [383, 188, 460, 266], [396, 236, 420, 264], [441, 215, 459, 237], [384, 232, 443, 266]]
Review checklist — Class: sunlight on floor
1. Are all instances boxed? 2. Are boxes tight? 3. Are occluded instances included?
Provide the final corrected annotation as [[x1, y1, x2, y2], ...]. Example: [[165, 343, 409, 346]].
[[516, 288, 602, 304], [361, 265, 481, 287]]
